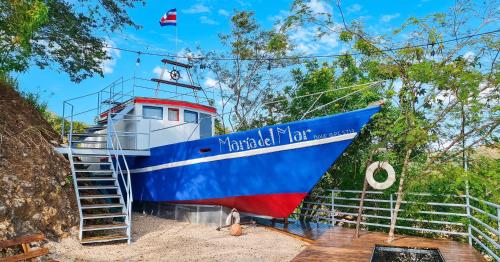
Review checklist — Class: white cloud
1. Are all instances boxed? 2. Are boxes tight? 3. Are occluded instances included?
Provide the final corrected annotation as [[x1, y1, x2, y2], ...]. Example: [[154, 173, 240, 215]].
[[102, 60, 116, 74], [380, 13, 400, 23], [102, 40, 120, 74], [200, 16, 219, 25], [288, 24, 339, 55], [307, 0, 332, 14], [153, 66, 164, 78], [184, 4, 210, 14], [268, 10, 290, 25], [204, 77, 218, 88], [176, 49, 203, 64], [463, 51, 475, 62], [218, 9, 230, 17], [346, 4, 362, 14]]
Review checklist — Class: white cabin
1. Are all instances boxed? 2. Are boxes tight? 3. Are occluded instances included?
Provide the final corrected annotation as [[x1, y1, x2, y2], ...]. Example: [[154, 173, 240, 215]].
[[98, 97, 217, 150]]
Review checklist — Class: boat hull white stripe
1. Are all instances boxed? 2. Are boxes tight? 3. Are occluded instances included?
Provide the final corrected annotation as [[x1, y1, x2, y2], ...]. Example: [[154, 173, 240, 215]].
[[130, 132, 357, 173]]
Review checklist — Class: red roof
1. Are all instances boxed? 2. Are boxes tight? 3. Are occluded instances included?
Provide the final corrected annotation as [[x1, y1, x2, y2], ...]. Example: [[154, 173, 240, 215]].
[[99, 97, 216, 119], [134, 97, 216, 114]]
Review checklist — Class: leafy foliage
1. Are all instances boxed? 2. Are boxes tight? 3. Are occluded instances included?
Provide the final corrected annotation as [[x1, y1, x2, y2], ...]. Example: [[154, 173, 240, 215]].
[[0, 0, 144, 82], [194, 11, 295, 132]]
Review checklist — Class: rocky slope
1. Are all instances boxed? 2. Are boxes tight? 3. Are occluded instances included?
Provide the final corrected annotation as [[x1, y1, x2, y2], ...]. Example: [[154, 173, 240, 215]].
[[0, 82, 78, 240]]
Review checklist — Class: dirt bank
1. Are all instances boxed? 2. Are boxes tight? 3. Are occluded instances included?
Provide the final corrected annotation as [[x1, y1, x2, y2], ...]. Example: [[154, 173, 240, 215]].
[[0, 82, 78, 240], [48, 214, 307, 261]]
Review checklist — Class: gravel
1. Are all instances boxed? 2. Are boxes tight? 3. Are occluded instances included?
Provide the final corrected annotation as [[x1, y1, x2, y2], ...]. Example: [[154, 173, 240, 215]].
[[47, 213, 307, 261]]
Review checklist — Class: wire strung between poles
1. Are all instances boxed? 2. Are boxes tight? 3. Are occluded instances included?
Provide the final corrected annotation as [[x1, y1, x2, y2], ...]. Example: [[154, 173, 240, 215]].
[[102, 29, 500, 61]]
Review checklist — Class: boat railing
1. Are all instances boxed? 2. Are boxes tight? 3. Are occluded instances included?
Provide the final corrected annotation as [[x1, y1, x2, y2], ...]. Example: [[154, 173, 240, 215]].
[[61, 101, 150, 151], [291, 189, 499, 260], [61, 76, 215, 142]]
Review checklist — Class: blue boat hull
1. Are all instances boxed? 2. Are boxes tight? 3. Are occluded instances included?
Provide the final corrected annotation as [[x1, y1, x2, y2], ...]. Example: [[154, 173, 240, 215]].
[[128, 106, 381, 217]]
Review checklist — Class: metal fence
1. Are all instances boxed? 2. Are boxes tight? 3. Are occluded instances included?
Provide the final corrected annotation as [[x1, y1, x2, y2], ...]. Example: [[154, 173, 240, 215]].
[[291, 189, 499, 261]]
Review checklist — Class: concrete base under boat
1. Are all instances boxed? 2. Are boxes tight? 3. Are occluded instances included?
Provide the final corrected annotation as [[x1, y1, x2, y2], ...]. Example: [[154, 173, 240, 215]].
[[133, 202, 257, 227]]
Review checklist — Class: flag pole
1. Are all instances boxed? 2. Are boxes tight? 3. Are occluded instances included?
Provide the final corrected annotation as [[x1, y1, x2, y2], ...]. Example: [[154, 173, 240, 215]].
[[176, 24, 178, 55]]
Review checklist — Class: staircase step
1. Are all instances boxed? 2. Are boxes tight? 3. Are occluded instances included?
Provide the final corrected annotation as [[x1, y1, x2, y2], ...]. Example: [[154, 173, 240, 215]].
[[82, 223, 128, 231], [81, 203, 123, 209], [77, 177, 115, 182], [73, 133, 107, 137], [76, 173, 116, 177], [86, 125, 107, 130], [79, 185, 118, 190], [80, 194, 122, 200], [73, 155, 110, 159], [75, 170, 113, 173], [81, 234, 128, 244], [74, 162, 111, 165], [72, 140, 107, 144], [83, 212, 126, 219]]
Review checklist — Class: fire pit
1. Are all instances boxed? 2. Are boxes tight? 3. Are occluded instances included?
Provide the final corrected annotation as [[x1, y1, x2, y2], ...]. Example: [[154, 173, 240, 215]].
[[371, 245, 445, 262]]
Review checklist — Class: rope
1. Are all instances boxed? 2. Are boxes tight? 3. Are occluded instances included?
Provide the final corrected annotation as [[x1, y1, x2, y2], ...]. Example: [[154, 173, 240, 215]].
[[304, 82, 380, 118], [150, 80, 385, 133]]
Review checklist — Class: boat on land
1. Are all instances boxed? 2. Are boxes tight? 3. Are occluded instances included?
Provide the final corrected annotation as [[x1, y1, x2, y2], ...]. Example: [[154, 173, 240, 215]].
[[62, 59, 381, 219], [127, 105, 380, 218]]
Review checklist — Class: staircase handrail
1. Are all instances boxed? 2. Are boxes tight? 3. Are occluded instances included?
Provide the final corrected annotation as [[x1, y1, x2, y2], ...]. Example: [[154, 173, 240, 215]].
[[61, 77, 135, 140], [106, 114, 133, 244], [66, 144, 84, 240]]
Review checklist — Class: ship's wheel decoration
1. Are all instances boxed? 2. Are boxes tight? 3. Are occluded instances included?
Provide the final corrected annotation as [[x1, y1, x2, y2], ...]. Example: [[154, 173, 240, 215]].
[[151, 58, 203, 101], [170, 69, 181, 81]]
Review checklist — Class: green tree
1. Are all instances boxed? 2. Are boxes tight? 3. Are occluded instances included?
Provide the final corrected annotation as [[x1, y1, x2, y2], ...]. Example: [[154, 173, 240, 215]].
[[283, 0, 498, 242], [0, 0, 143, 82], [194, 11, 294, 132]]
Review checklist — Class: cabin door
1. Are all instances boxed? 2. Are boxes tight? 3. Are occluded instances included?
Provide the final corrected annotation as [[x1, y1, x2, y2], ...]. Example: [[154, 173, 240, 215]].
[[199, 113, 212, 138]]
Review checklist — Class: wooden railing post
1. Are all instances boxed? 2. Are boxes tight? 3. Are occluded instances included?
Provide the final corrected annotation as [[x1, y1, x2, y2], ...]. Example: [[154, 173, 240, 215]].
[[355, 179, 369, 238]]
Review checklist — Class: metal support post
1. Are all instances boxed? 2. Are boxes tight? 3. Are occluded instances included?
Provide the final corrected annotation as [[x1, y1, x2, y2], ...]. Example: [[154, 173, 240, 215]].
[[390, 194, 394, 220], [219, 206, 223, 228], [196, 205, 200, 224], [61, 103, 65, 140], [466, 186, 472, 245], [497, 207, 499, 244], [331, 190, 335, 227], [69, 106, 74, 145]]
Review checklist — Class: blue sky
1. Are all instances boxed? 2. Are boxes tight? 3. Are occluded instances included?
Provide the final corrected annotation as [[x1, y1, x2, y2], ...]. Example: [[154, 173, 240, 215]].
[[14, 0, 456, 121]]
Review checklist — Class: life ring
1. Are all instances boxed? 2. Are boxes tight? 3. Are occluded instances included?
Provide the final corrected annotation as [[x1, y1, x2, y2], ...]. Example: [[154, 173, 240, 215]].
[[225, 208, 240, 225], [366, 161, 395, 190]]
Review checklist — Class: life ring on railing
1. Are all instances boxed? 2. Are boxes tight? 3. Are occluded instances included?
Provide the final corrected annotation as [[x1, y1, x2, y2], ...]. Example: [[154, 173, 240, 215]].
[[366, 161, 396, 190], [225, 208, 241, 225]]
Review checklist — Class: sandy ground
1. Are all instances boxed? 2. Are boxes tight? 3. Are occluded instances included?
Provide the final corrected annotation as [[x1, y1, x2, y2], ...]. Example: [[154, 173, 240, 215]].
[[47, 213, 307, 261]]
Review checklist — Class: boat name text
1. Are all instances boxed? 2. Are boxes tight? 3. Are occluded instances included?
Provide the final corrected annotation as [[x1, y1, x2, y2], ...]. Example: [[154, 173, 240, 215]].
[[219, 126, 312, 153], [218, 126, 356, 153]]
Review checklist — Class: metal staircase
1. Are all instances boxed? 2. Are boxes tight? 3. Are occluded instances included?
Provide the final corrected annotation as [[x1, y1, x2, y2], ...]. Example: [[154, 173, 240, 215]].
[[60, 99, 133, 244], [57, 76, 189, 244], [65, 111, 134, 244]]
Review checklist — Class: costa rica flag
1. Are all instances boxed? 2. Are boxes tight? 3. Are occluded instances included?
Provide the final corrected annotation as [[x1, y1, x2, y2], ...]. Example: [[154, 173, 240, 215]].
[[160, 9, 176, 26]]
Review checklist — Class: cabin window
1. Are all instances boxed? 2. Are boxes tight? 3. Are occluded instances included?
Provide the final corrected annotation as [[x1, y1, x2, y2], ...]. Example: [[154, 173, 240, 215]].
[[143, 106, 163, 120], [200, 113, 212, 138], [184, 110, 198, 124], [168, 108, 179, 121]]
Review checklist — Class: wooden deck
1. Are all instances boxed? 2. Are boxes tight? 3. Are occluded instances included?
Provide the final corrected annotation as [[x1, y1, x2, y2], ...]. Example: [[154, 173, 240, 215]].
[[292, 227, 485, 262]]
